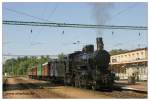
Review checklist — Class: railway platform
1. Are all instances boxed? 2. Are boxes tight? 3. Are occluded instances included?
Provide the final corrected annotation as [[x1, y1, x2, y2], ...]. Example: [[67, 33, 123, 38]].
[[115, 80, 147, 92]]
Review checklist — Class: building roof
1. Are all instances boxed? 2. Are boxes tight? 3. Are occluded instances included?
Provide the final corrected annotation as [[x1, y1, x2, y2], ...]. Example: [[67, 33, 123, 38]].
[[42, 62, 48, 66], [111, 47, 147, 56]]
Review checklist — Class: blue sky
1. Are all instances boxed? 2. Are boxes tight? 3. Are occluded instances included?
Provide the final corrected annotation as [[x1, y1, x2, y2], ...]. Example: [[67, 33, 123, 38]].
[[2, 2, 148, 56]]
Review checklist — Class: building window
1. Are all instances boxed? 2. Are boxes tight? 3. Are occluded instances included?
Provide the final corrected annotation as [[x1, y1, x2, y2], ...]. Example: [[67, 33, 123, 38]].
[[118, 56, 120, 59], [112, 59, 117, 63], [136, 52, 140, 60], [129, 54, 131, 57], [141, 52, 144, 55], [132, 53, 134, 56]]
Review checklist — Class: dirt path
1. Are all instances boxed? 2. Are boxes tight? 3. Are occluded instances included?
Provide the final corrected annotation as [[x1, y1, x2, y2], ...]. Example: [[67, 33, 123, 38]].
[[3, 77, 147, 99], [3, 77, 68, 99], [47, 86, 147, 99], [47, 86, 112, 98]]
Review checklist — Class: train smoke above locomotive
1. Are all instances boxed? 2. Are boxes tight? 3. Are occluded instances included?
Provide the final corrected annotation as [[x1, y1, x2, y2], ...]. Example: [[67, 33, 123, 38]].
[[91, 3, 113, 37]]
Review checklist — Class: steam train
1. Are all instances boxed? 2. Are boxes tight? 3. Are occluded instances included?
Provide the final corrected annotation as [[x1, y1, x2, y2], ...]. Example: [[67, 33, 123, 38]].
[[28, 37, 115, 90]]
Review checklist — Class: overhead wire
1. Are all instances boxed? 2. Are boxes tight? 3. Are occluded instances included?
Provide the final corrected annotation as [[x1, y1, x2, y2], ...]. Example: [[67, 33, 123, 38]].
[[34, 4, 58, 40], [3, 7, 52, 22], [3, 20, 147, 30], [106, 3, 138, 35], [3, 4, 147, 55], [29, 4, 49, 46], [106, 3, 138, 24], [3, 6, 58, 47], [3, 7, 51, 47], [3, 54, 59, 57], [108, 3, 147, 50]]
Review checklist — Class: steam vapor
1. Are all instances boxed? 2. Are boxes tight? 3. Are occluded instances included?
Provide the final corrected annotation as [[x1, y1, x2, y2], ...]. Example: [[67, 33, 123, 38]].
[[91, 3, 113, 37]]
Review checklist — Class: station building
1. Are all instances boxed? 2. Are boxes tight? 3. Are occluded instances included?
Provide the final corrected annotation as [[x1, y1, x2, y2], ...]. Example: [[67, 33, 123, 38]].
[[109, 48, 148, 81]]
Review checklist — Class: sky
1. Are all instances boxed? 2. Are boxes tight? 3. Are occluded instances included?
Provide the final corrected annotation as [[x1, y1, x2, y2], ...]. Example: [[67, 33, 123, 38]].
[[2, 2, 148, 58]]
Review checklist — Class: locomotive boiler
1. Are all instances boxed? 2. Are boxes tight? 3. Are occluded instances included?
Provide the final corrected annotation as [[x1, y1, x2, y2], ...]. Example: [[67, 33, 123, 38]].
[[64, 37, 114, 90]]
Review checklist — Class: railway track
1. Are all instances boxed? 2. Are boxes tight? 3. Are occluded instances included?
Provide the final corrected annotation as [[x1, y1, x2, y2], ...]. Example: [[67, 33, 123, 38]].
[[3, 77, 69, 98], [23, 77, 147, 98], [3, 77, 147, 99], [121, 86, 147, 94]]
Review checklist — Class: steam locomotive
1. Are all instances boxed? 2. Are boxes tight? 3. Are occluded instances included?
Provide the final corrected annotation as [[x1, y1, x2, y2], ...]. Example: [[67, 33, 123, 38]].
[[64, 37, 114, 90], [28, 37, 114, 90]]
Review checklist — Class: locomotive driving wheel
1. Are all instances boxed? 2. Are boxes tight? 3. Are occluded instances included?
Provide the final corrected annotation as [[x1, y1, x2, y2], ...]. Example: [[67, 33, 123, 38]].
[[91, 85, 97, 90], [75, 74, 81, 88], [75, 79, 81, 87], [91, 81, 97, 90], [81, 76, 88, 88]]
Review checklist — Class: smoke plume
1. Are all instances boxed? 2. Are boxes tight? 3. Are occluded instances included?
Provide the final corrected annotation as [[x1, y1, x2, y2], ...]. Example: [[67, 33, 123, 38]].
[[91, 3, 113, 37]]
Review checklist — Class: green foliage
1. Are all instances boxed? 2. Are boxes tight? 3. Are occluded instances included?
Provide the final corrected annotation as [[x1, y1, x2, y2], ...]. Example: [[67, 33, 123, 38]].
[[3, 56, 50, 76], [109, 49, 128, 55], [58, 53, 66, 74], [58, 53, 65, 61]]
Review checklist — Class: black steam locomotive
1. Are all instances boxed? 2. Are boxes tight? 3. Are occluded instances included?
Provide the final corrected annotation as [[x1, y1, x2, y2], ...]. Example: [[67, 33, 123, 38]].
[[64, 37, 114, 90], [28, 37, 114, 90]]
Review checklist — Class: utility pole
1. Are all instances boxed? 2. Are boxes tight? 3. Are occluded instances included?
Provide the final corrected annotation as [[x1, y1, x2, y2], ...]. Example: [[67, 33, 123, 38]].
[[20, 64, 24, 76], [17, 67, 18, 76], [22, 66, 25, 75], [11, 61, 13, 77]]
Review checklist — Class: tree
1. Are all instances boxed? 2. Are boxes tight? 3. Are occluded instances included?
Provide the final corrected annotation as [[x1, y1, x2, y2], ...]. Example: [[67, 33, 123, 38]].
[[58, 53, 65, 61], [109, 49, 128, 55], [3, 55, 51, 76]]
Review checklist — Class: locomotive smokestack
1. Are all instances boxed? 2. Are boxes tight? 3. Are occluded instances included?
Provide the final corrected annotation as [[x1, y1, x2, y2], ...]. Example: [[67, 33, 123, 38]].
[[96, 37, 104, 50]]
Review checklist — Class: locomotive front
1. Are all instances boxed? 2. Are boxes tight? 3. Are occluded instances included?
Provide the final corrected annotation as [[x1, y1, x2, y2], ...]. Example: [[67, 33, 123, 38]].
[[91, 37, 114, 90], [64, 37, 114, 90]]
